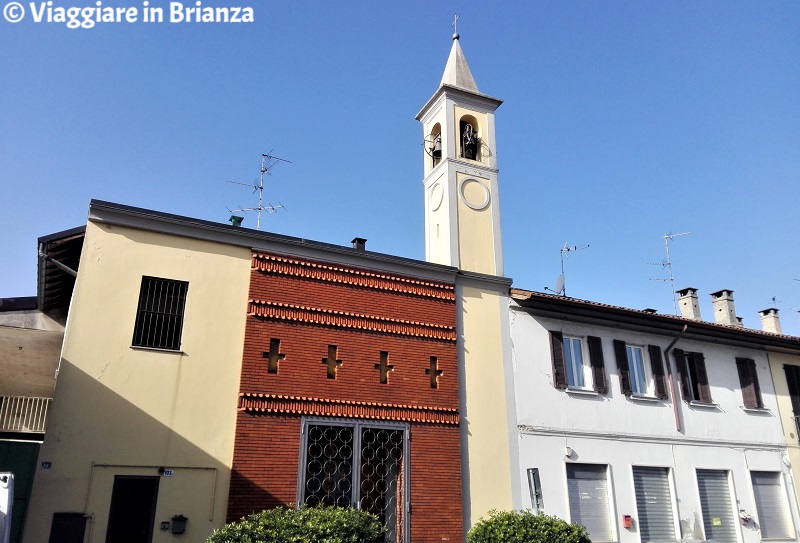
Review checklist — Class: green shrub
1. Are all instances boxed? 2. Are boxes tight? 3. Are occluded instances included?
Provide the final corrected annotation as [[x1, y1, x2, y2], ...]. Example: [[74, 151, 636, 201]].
[[205, 505, 386, 543], [467, 509, 591, 543]]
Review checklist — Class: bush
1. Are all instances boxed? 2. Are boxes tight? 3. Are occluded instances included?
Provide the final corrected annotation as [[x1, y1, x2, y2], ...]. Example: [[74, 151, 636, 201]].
[[206, 506, 386, 543], [467, 509, 591, 543]]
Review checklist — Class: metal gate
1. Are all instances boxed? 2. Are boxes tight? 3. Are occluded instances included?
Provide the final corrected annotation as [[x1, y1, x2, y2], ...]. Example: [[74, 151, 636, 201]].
[[299, 420, 408, 543]]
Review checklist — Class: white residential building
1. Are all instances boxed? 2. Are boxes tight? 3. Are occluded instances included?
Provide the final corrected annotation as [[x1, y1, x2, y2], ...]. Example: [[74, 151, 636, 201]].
[[510, 288, 800, 543]]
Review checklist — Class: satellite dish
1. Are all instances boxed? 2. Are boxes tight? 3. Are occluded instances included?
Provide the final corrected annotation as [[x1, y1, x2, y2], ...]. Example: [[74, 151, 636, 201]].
[[554, 274, 565, 295]]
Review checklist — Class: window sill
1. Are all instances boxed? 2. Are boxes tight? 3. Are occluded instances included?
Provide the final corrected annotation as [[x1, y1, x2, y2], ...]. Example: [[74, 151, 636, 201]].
[[741, 406, 770, 414], [628, 394, 660, 403], [130, 345, 185, 354], [688, 400, 720, 409], [566, 388, 599, 397]]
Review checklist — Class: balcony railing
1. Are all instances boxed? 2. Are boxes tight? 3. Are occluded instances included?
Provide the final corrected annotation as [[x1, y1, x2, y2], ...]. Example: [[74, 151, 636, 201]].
[[0, 396, 52, 433]]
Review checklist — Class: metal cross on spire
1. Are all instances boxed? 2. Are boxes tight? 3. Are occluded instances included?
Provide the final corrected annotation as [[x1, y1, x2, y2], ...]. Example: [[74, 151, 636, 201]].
[[451, 13, 460, 38]]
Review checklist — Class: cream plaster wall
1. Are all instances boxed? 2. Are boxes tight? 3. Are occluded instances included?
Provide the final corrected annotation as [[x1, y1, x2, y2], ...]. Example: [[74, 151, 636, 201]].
[[455, 172, 496, 276], [770, 351, 800, 513], [24, 221, 251, 543], [459, 283, 515, 527]]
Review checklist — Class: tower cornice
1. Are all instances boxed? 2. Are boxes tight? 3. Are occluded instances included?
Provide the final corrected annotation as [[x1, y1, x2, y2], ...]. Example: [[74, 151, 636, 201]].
[[416, 84, 503, 121]]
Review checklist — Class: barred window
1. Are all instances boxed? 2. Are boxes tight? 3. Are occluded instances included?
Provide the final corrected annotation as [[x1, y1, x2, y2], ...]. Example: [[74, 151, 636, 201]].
[[300, 420, 408, 543], [132, 277, 188, 351]]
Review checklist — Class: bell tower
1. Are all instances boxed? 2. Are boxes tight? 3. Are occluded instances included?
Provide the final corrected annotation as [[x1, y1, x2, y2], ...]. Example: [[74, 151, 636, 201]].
[[416, 30, 520, 528], [417, 32, 504, 275]]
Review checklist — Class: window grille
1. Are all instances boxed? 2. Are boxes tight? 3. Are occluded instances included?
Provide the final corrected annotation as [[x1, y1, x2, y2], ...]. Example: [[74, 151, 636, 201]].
[[132, 277, 188, 350], [300, 421, 408, 543]]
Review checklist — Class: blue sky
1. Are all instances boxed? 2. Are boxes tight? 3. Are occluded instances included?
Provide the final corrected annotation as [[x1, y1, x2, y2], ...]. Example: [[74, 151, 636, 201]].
[[1, 1, 799, 334]]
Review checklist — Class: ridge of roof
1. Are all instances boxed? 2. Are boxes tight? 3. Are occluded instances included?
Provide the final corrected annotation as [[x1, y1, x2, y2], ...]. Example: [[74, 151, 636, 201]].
[[511, 288, 800, 347]]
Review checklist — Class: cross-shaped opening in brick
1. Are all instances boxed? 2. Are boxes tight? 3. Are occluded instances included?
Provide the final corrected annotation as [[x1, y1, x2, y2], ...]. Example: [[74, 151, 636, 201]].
[[322, 345, 343, 379], [262, 338, 286, 374], [425, 356, 443, 389], [374, 351, 394, 384]]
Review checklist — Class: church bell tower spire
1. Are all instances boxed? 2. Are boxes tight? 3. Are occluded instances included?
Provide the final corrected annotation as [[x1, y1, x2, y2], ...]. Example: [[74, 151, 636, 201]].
[[416, 32, 504, 275]]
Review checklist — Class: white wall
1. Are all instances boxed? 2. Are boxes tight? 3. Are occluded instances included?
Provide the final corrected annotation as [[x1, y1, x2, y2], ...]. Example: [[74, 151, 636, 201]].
[[510, 303, 800, 542]]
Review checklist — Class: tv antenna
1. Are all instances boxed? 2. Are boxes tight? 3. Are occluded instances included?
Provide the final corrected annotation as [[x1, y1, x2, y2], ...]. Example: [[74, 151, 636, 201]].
[[227, 151, 290, 230], [649, 231, 690, 315], [545, 242, 589, 297]]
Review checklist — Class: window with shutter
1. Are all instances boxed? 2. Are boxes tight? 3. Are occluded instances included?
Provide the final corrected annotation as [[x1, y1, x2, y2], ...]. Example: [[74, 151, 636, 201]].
[[751, 471, 794, 539], [551, 333, 607, 393], [736, 358, 763, 409], [674, 350, 712, 403], [632, 467, 676, 542], [614, 340, 662, 398], [566, 464, 615, 542], [784, 365, 800, 414]]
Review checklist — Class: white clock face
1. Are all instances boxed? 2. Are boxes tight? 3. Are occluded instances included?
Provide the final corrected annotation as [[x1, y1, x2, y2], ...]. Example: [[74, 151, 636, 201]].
[[429, 183, 444, 211], [458, 177, 490, 210]]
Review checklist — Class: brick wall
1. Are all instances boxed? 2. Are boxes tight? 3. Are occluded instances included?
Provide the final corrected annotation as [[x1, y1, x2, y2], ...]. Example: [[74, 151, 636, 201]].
[[227, 252, 464, 541]]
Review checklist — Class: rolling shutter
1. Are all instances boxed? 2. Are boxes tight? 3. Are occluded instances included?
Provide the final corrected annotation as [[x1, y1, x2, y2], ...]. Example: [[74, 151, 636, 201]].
[[696, 469, 737, 543], [751, 471, 794, 539], [632, 467, 676, 542], [567, 464, 614, 542]]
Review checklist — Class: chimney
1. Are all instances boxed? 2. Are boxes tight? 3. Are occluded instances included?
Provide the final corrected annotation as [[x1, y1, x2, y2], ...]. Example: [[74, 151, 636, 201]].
[[710, 289, 739, 326], [759, 308, 783, 334], [351, 237, 367, 251], [676, 287, 702, 320]]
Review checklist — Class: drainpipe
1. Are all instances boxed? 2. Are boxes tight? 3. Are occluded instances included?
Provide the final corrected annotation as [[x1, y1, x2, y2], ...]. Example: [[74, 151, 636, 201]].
[[38, 250, 78, 277], [664, 325, 688, 432]]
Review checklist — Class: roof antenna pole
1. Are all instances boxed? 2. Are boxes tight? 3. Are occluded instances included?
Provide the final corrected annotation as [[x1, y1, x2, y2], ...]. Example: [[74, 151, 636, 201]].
[[227, 151, 291, 230], [546, 242, 589, 297], [650, 232, 691, 315]]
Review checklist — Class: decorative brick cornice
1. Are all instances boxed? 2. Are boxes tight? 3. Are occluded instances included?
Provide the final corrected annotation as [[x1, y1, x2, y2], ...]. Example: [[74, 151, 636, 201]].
[[248, 300, 457, 342], [239, 393, 460, 425], [251, 252, 455, 301]]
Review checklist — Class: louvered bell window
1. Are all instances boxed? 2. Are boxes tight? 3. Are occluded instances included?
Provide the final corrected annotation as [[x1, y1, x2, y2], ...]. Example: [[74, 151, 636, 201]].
[[632, 467, 676, 542], [132, 277, 188, 350], [751, 471, 794, 539]]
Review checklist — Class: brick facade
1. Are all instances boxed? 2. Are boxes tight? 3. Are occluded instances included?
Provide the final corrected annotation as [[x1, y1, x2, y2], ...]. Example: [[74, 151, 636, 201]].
[[228, 252, 463, 542]]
